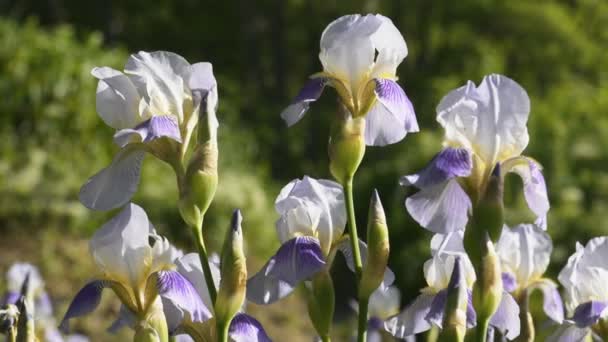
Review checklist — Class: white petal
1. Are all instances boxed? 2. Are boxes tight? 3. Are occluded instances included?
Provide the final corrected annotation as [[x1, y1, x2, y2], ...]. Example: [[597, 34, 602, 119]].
[[6, 263, 44, 295], [370, 15, 408, 78], [504, 158, 550, 228], [384, 293, 435, 338], [368, 286, 401, 319], [437, 74, 530, 166], [79, 145, 145, 211], [91, 67, 141, 129], [175, 253, 220, 311], [426, 232, 476, 289], [89, 203, 152, 286], [125, 51, 191, 122]]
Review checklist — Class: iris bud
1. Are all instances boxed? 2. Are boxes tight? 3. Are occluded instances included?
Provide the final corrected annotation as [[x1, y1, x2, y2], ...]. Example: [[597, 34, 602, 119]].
[[215, 210, 247, 328], [328, 105, 366, 184], [134, 298, 168, 342], [473, 164, 504, 242], [16, 298, 34, 342], [306, 269, 335, 340], [440, 257, 468, 342], [473, 237, 503, 324], [359, 190, 389, 299]]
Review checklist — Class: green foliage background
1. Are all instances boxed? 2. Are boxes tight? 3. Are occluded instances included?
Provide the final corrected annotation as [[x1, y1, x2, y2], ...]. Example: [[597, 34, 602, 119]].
[[0, 0, 607, 340]]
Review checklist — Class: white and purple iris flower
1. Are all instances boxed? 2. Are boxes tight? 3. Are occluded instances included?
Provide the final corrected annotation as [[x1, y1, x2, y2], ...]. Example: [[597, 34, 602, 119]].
[[280, 14, 418, 146], [496, 224, 564, 324], [548, 237, 608, 341], [364, 286, 404, 342], [247, 176, 392, 305], [385, 232, 521, 340], [400, 74, 549, 234], [80, 51, 218, 211], [59, 203, 208, 335]]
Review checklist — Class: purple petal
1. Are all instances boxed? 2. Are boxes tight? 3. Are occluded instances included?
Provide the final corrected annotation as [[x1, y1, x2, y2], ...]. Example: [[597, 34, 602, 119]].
[[502, 272, 518, 293], [466, 291, 477, 328], [157, 270, 211, 332], [59, 280, 108, 333], [229, 313, 272, 342], [572, 301, 608, 328], [368, 316, 383, 331], [79, 146, 145, 211], [336, 237, 395, 290], [405, 179, 471, 234], [114, 115, 182, 147], [531, 280, 564, 324], [400, 148, 472, 189], [280, 78, 326, 127], [1, 291, 19, 306], [507, 159, 550, 229], [384, 293, 435, 338], [364, 79, 418, 146], [489, 292, 520, 340], [426, 289, 447, 328], [247, 236, 326, 304], [547, 322, 590, 342], [107, 305, 136, 333]]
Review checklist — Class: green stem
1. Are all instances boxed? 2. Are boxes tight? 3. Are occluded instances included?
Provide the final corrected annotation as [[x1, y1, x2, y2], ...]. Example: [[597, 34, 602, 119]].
[[426, 325, 439, 342], [192, 219, 217, 304], [344, 178, 366, 342], [8, 327, 16, 342], [321, 335, 331, 342], [217, 319, 230, 342], [475, 318, 490, 342], [357, 295, 369, 342]]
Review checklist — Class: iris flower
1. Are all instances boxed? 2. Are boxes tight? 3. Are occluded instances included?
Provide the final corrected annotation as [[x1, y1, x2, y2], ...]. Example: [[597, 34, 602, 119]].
[[548, 237, 608, 341], [400, 74, 549, 234], [59, 203, 207, 336], [247, 176, 392, 305], [496, 224, 564, 324], [80, 51, 218, 211], [385, 232, 521, 340], [280, 14, 418, 146]]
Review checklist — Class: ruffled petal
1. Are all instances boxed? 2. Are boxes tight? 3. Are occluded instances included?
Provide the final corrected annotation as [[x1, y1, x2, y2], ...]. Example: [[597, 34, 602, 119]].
[[405, 179, 471, 234], [113, 115, 181, 147], [369, 15, 408, 78], [505, 159, 550, 228], [530, 279, 564, 324], [572, 301, 608, 328], [246, 237, 326, 304], [229, 313, 272, 342], [400, 148, 472, 189], [489, 292, 520, 340], [157, 270, 212, 332], [89, 203, 151, 285], [384, 293, 435, 338], [280, 78, 327, 127], [91, 67, 141, 129], [59, 280, 109, 333], [364, 79, 417, 146], [336, 237, 394, 290]]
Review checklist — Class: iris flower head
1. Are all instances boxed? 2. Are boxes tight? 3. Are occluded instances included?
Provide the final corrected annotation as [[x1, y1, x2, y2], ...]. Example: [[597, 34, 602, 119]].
[[281, 14, 418, 147]]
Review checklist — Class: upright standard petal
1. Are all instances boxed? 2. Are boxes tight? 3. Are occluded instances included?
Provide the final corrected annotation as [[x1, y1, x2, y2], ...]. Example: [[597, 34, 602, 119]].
[[157, 270, 211, 332], [436, 74, 530, 166], [489, 292, 520, 340], [229, 313, 272, 342], [384, 293, 435, 338], [59, 281, 109, 333], [405, 179, 471, 234], [79, 145, 145, 211], [6, 263, 44, 297], [89, 203, 151, 286], [246, 236, 325, 304], [113, 115, 182, 147], [91, 67, 141, 129], [364, 79, 417, 146], [280, 78, 327, 127], [369, 15, 408, 78], [496, 224, 552, 287], [400, 148, 472, 189], [187, 62, 217, 94]]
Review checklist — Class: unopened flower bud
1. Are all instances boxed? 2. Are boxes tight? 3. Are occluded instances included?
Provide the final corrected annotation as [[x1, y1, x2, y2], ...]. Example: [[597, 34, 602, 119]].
[[134, 297, 168, 342], [359, 190, 390, 299], [473, 164, 504, 242], [328, 105, 366, 184], [440, 257, 468, 342], [473, 237, 503, 323], [306, 269, 335, 339], [16, 297, 34, 342], [215, 210, 247, 326]]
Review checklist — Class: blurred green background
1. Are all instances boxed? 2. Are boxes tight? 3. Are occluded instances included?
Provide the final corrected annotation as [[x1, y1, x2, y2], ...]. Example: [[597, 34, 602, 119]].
[[0, 0, 607, 341]]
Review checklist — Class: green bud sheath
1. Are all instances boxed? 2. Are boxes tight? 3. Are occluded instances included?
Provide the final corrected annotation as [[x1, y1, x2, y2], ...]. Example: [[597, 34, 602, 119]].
[[134, 298, 168, 342], [359, 190, 390, 299], [306, 269, 335, 339], [440, 258, 468, 342], [215, 210, 247, 328], [16, 299, 34, 342], [473, 164, 504, 243], [328, 105, 366, 184], [472, 238, 503, 323]]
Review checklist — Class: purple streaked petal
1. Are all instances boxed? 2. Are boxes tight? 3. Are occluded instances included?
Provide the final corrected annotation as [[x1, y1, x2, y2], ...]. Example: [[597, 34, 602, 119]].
[[59, 280, 109, 333], [400, 148, 472, 189], [384, 293, 435, 338], [530, 279, 564, 323], [114, 115, 181, 147], [502, 272, 518, 293], [572, 301, 608, 328], [547, 322, 590, 342], [229, 313, 272, 342], [489, 292, 520, 340], [156, 270, 211, 332], [107, 305, 136, 333], [280, 78, 327, 127], [364, 79, 418, 146], [405, 179, 471, 234], [1, 291, 19, 306], [336, 237, 395, 290], [79, 146, 145, 211], [246, 236, 326, 304], [425, 288, 477, 329]]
